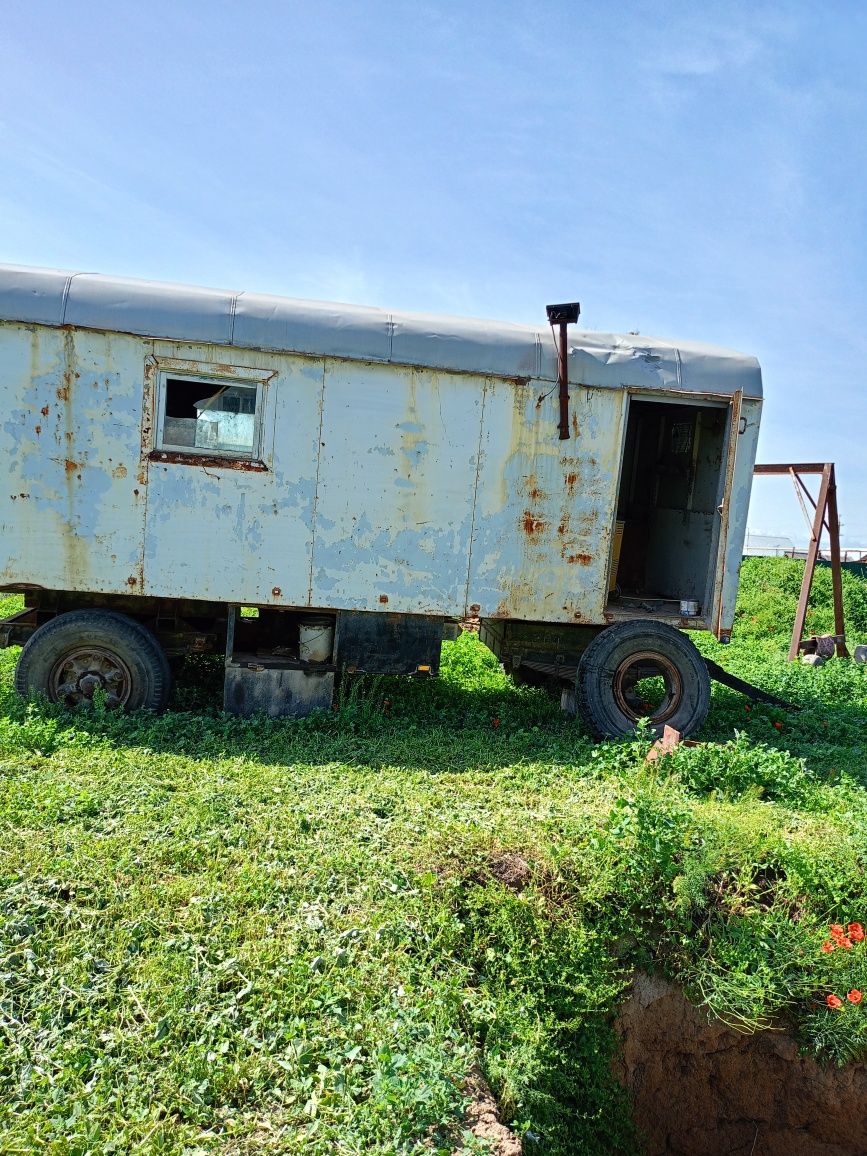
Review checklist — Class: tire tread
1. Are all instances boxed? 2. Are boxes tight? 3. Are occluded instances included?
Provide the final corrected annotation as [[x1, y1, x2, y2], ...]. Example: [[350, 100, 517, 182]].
[[14, 610, 172, 712], [576, 620, 710, 739]]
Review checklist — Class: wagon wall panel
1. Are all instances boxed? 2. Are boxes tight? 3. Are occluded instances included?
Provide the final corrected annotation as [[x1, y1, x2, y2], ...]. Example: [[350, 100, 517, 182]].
[[468, 382, 626, 623], [716, 396, 762, 632], [142, 347, 324, 606], [310, 362, 484, 614], [0, 324, 147, 596]]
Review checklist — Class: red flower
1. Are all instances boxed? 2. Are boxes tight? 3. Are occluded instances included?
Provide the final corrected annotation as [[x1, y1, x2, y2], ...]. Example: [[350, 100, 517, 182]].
[[826, 994, 843, 1009], [830, 924, 846, 940], [492, 718, 500, 728], [821, 940, 836, 953], [848, 990, 863, 1004], [848, 923, 865, 942], [839, 937, 854, 950], [773, 721, 782, 730]]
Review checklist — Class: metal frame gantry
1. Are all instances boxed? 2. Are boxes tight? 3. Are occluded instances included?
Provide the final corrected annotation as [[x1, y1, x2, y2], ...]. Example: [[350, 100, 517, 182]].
[[752, 463, 848, 661]]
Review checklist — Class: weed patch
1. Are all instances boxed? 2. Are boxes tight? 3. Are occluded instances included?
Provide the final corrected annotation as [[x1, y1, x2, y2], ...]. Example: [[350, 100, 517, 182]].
[[1, 564, 867, 1150]]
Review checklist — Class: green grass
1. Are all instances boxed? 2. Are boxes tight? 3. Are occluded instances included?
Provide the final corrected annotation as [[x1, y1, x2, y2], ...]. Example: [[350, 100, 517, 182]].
[[1, 558, 867, 1153], [0, 593, 23, 621]]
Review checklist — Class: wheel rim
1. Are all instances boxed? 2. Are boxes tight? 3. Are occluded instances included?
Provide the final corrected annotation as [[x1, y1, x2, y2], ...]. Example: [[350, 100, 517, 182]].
[[48, 646, 133, 708], [611, 650, 683, 725]]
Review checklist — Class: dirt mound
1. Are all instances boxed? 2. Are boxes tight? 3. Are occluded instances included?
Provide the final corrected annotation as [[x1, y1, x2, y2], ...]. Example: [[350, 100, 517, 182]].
[[455, 1064, 522, 1156], [614, 973, 867, 1155]]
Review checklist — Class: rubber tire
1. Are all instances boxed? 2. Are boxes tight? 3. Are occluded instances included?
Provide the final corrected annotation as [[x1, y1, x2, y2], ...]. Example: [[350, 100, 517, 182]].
[[576, 620, 710, 739], [14, 610, 172, 713]]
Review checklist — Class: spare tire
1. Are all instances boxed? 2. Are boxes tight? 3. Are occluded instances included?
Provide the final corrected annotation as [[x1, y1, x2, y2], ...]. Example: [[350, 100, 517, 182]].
[[576, 620, 710, 739], [14, 610, 171, 712]]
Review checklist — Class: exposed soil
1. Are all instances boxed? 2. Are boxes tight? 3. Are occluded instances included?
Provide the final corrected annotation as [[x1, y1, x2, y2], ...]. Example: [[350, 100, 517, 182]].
[[614, 973, 867, 1155], [484, 850, 533, 892], [454, 1064, 522, 1156]]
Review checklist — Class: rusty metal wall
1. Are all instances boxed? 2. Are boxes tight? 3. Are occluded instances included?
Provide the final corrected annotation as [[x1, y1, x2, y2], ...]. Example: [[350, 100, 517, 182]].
[[713, 396, 762, 635], [144, 339, 322, 607], [1, 326, 148, 597], [0, 321, 758, 628], [469, 378, 626, 622], [311, 360, 485, 613]]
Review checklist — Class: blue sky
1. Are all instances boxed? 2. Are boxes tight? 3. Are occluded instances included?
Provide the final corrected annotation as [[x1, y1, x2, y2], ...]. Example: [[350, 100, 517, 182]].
[[2, 1, 865, 545]]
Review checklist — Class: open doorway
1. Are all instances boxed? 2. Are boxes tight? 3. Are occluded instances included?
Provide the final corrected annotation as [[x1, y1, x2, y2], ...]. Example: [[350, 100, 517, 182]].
[[609, 398, 729, 618]]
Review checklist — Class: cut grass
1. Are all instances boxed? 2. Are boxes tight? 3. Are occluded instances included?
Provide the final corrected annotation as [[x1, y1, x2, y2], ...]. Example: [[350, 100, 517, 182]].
[[1, 560, 867, 1152], [0, 593, 22, 621]]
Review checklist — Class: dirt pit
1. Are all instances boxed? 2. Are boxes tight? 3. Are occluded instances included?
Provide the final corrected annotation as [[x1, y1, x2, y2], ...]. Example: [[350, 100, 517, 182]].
[[614, 973, 867, 1155]]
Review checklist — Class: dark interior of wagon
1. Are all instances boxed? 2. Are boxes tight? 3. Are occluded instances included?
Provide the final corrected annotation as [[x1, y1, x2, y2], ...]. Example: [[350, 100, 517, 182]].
[[608, 398, 729, 617]]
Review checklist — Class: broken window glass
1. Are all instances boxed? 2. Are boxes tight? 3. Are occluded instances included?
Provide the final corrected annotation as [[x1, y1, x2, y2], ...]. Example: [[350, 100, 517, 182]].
[[160, 378, 258, 456]]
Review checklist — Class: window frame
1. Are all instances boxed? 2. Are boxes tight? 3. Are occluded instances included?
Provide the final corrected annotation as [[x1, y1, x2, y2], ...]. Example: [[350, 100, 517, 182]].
[[148, 356, 275, 464]]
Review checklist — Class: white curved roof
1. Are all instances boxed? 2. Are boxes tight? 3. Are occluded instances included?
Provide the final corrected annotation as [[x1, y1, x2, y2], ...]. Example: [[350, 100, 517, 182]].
[[0, 264, 762, 398]]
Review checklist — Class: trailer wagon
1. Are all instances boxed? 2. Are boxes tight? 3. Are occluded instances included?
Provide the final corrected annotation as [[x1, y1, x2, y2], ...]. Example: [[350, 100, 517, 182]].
[[0, 266, 762, 736]]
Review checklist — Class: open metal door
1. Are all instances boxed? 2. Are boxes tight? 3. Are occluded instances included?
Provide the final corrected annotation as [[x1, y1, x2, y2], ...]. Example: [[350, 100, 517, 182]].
[[712, 389, 744, 638]]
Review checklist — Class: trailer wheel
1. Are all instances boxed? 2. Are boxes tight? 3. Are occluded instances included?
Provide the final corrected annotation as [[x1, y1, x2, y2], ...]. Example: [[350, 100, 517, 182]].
[[14, 610, 171, 712], [576, 620, 710, 739]]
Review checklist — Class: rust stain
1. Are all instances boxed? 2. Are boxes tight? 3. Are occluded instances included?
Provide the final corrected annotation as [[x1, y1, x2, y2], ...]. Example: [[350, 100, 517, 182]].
[[571, 411, 580, 438], [148, 450, 267, 472], [272, 586, 282, 597], [127, 576, 137, 587], [565, 472, 578, 496], [566, 553, 592, 566], [34, 425, 41, 436], [493, 579, 541, 620], [525, 473, 547, 501], [379, 594, 389, 604], [112, 464, 128, 479], [141, 369, 155, 446], [59, 328, 89, 587], [522, 511, 548, 539], [40, 405, 49, 417]]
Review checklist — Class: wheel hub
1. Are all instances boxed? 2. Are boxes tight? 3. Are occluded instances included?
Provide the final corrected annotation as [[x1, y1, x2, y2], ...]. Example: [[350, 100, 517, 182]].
[[612, 649, 683, 724], [49, 647, 133, 708]]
